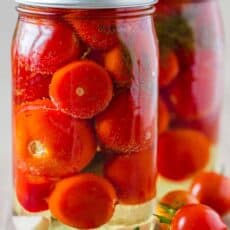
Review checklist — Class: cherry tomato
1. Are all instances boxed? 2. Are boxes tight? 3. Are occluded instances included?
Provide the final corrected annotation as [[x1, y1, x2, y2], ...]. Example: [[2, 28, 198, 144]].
[[15, 169, 56, 212], [156, 190, 199, 230], [104, 148, 157, 205], [15, 99, 96, 177], [190, 172, 230, 216], [159, 50, 179, 88], [158, 98, 170, 134], [95, 91, 154, 153], [12, 61, 51, 104], [67, 16, 118, 50], [13, 18, 80, 74], [157, 129, 210, 181], [104, 45, 132, 87], [160, 190, 199, 210], [49, 60, 113, 119], [170, 204, 227, 230], [49, 174, 117, 229]]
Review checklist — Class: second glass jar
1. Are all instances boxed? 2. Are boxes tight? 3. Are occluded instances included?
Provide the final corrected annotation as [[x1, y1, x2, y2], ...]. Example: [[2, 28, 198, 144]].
[[155, 0, 224, 196]]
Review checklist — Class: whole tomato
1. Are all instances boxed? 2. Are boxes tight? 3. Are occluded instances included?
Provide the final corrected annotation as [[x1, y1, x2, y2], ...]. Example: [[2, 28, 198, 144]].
[[170, 204, 227, 230], [157, 129, 210, 181], [190, 172, 230, 216]]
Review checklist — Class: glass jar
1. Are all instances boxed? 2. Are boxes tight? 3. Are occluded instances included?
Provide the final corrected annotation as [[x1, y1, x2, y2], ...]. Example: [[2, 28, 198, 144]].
[[155, 0, 224, 196], [11, 0, 158, 229]]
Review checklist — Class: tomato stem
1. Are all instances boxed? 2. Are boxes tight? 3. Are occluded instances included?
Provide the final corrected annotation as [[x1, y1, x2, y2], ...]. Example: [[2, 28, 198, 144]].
[[153, 214, 171, 224], [159, 202, 177, 216]]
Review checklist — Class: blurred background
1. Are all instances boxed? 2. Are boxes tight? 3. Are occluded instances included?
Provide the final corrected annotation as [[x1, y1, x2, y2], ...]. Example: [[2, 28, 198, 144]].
[[0, 0, 229, 228]]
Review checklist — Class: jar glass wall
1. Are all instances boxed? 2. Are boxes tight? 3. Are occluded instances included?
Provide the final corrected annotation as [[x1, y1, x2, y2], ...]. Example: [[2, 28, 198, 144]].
[[155, 0, 224, 196], [12, 4, 158, 230]]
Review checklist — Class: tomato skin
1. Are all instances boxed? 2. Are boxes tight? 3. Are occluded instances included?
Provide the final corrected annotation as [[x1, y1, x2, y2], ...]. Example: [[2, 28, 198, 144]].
[[161, 190, 199, 210], [190, 172, 230, 216], [171, 204, 227, 230], [15, 99, 97, 177], [12, 51, 51, 104], [68, 17, 118, 50], [13, 18, 80, 75], [158, 98, 170, 134], [104, 45, 132, 87], [157, 129, 210, 181], [95, 91, 154, 153], [49, 60, 113, 119], [156, 190, 199, 224], [159, 50, 179, 88], [104, 148, 157, 205], [15, 169, 56, 212], [49, 174, 117, 229]]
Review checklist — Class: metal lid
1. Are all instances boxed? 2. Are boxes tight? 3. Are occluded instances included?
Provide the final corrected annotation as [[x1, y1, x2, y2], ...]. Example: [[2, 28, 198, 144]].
[[15, 0, 158, 9]]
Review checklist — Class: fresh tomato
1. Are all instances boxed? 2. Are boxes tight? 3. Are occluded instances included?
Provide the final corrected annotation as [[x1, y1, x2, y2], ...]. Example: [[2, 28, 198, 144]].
[[67, 16, 118, 50], [49, 174, 117, 229], [15, 99, 96, 177], [13, 18, 80, 75], [104, 148, 157, 205], [158, 98, 170, 134], [156, 190, 199, 221], [104, 44, 132, 87], [95, 91, 155, 153], [49, 60, 113, 119], [190, 172, 230, 216], [159, 50, 179, 88], [160, 190, 199, 210], [170, 204, 227, 230], [157, 129, 210, 181], [15, 169, 56, 212]]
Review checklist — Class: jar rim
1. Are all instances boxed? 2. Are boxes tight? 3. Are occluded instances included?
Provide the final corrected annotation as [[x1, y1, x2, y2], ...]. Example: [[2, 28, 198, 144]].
[[15, 0, 158, 9]]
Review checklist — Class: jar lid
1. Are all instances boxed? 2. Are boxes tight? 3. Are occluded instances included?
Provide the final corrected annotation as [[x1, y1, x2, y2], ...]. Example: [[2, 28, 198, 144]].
[[15, 0, 158, 9]]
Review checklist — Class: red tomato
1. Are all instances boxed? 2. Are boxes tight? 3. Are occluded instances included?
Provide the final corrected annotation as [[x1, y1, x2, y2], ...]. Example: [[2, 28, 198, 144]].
[[13, 18, 80, 75], [170, 204, 227, 230], [12, 62, 51, 104], [190, 172, 230, 216], [67, 16, 118, 50], [49, 60, 113, 119], [157, 129, 210, 181], [104, 148, 157, 205], [156, 190, 199, 230], [104, 45, 132, 87], [159, 50, 179, 88], [95, 91, 155, 153], [15, 99, 96, 177], [49, 174, 117, 229], [15, 169, 56, 212], [158, 98, 170, 134], [159, 190, 199, 211]]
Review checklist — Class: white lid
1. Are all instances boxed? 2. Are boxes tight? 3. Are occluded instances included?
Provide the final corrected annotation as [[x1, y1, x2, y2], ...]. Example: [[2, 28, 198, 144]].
[[15, 0, 157, 9]]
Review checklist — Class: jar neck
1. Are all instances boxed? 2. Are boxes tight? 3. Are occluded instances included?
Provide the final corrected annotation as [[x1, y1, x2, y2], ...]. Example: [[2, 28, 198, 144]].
[[17, 4, 155, 18]]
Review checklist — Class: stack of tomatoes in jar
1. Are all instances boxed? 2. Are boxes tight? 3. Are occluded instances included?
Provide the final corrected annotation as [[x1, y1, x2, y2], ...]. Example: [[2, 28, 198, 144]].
[[155, 0, 224, 193], [12, 7, 158, 229]]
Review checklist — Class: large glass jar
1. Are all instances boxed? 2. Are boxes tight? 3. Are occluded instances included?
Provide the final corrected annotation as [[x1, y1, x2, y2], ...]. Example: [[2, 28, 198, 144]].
[[155, 0, 224, 196], [11, 0, 158, 229]]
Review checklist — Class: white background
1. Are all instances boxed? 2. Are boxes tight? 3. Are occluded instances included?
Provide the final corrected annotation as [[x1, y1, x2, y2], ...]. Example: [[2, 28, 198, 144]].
[[0, 0, 229, 228]]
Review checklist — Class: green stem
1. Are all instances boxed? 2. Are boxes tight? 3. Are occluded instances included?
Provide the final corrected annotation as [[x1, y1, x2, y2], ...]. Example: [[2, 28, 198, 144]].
[[154, 214, 171, 225]]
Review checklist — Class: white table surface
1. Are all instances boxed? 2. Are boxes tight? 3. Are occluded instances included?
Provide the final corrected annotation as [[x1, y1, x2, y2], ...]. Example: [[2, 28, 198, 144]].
[[0, 0, 229, 229]]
